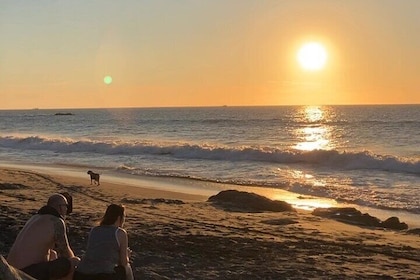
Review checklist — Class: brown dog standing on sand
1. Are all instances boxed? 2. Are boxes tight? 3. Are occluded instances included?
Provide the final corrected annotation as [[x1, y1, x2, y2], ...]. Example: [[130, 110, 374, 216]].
[[87, 170, 100, 185]]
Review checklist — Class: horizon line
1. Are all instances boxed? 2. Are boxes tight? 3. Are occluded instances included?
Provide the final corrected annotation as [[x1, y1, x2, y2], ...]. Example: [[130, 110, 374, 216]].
[[1, 103, 419, 111]]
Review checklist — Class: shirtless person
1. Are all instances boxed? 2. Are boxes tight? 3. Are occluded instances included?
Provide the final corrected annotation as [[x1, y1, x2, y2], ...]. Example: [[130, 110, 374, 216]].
[[7, 193, 80, 280]]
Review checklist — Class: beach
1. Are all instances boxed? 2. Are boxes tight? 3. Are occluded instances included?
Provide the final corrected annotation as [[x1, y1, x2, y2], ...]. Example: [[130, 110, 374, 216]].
[[1, 0, 419, 278], [0, 167, 419, 279]]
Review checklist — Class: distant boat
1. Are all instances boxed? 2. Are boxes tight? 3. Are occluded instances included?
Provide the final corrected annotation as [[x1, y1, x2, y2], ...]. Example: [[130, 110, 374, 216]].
[[54, 112, 74, 116]]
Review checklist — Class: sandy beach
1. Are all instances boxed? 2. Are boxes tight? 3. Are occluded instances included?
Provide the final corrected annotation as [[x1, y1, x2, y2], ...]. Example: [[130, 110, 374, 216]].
[[0, 167, 419, 279]]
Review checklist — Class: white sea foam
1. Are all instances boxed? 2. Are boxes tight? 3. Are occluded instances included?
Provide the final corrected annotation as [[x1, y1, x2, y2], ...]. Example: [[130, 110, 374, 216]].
[[1, 135, 418, 175]]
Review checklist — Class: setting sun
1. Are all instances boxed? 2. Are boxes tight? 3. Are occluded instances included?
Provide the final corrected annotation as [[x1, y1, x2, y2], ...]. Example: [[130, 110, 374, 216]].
[[297, 42, 328, 71]]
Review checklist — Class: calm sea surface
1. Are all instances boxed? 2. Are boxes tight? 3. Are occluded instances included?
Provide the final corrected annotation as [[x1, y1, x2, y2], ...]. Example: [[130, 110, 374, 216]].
[[0, 105, 419, 223]]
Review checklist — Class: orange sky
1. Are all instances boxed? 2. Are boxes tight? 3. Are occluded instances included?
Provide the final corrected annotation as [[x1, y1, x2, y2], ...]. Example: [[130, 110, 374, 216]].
[[1, 1, 419, 109]]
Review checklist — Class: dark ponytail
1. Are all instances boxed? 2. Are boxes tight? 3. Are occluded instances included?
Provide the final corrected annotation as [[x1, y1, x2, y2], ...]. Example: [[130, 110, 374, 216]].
[[100, 204, 125, 226]]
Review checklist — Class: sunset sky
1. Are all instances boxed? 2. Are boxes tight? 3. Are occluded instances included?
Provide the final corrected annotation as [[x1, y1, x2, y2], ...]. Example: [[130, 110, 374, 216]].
[[1, 0, 419, 109]]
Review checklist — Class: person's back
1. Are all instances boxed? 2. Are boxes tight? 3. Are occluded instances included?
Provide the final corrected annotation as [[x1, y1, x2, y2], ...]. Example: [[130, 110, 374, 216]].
[[74, 204, 134, 280], [76, 225, 120, 274], [7, 214, 56, 269], [6, 193, 79, 280]]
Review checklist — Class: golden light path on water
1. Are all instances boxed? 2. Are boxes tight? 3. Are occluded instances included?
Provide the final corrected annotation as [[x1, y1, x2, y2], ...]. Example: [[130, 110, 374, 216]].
[[273, 193, 338, 211], [294, 106, 334, 151], [252, 105, 341, 211], [249, 187, 338, 211], [210, 106, 344, 211], [275, 105, 339, 210]]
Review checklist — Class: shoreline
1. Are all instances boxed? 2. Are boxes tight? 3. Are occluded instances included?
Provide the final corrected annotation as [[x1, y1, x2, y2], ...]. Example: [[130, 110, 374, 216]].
[[0, 166, 419, 279], [1, 161, 419, 228]]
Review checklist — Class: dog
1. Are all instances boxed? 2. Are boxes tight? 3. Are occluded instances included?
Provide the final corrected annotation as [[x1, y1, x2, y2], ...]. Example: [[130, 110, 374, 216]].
[[87, 170, 100, 185]]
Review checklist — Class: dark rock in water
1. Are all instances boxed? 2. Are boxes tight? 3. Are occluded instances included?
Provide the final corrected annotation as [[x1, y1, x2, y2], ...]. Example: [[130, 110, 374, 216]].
[[382, 217, 408, 230], [208, 190, 295, 212], [312, 207, 359, 217], [54, 112, 74, 116], [312, 207, 408, 230], [312, 207, 381, 227]]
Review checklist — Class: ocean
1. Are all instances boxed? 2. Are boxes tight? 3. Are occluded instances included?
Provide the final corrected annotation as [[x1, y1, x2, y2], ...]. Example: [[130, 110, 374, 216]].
[[0, 105, 419, 226]]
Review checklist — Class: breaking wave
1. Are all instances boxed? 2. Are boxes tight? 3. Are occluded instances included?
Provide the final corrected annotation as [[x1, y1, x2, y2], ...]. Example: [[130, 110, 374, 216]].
[[1, 135, 418, 175]]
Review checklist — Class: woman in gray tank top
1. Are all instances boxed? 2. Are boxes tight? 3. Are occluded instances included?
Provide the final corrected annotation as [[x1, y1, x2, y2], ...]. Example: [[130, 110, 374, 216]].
[[74, 204, 134, 280]]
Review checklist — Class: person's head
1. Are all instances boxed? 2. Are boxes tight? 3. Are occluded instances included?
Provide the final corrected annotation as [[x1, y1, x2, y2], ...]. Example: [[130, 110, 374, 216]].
[[100, 204, 125, 227], [47, 193, 69, 217]]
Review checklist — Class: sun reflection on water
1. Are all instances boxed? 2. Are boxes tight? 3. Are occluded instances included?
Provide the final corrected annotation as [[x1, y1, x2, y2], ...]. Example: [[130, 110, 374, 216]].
[[247, 186, 337, 211], [293, 106, 334, 151], [271, 193, 337, 211], [305, 106, 324, 122]]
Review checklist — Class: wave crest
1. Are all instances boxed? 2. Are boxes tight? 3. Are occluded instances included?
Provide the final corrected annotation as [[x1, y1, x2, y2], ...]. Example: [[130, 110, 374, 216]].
[[1, 135, 418, 175]]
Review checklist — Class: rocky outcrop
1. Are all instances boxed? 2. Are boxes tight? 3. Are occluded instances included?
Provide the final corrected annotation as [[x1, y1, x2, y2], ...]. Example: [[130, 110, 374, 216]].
[[406, 228, 420, 235], [381, 216, 409, 230], [312, 207, 408, 230], [208, 190, 295, 212]]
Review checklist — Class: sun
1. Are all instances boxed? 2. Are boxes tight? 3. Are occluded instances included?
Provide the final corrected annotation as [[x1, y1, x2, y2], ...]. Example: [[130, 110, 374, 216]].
[[297, 42, 327, 71]]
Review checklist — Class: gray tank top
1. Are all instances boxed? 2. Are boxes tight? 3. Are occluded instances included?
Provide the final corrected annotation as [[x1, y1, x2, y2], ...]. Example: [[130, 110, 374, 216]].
[[76, 225, 120, 274]]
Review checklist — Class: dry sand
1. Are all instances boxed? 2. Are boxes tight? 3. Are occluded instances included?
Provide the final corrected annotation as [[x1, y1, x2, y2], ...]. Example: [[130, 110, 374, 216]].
[[0, 167, 419, 279]]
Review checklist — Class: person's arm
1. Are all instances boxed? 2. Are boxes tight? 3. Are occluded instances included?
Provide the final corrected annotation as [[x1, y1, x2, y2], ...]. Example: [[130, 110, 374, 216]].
[[48, 249, 58, 261], [117, 228, 134, 280], [117, 228, 130, 266], [52, 218, 75, 258]]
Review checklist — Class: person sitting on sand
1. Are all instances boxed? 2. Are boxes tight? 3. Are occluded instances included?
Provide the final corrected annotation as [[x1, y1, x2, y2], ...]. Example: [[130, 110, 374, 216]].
[[7, 193, 80, 280], [74, 204, 134, 280]]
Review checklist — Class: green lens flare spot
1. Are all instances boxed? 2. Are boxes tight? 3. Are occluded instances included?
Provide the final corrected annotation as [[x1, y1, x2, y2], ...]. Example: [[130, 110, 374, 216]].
[[104, 76, 113, 85]]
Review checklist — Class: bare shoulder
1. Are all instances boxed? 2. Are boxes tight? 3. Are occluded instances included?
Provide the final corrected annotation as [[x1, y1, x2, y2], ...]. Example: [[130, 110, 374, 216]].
[[24, 214, 57, 233], [117, 227, 128, 235], [116, 227, 128, 241], [49, 215, 65, 228]]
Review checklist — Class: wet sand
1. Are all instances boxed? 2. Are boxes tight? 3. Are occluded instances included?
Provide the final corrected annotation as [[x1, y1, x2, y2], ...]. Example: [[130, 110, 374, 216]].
[[0, 167, 419, 279]]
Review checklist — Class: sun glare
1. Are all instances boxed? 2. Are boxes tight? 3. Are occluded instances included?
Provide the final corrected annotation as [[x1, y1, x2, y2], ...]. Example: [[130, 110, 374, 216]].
[[297, 42, 327, 71]]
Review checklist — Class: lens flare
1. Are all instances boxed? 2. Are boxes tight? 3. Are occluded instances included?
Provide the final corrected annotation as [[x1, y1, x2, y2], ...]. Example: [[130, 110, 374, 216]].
[[104, 76, 113, 85]]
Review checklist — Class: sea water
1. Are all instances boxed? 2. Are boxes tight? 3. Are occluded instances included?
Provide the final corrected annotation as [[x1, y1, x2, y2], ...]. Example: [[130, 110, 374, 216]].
[[0, 105, 419, 226]]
